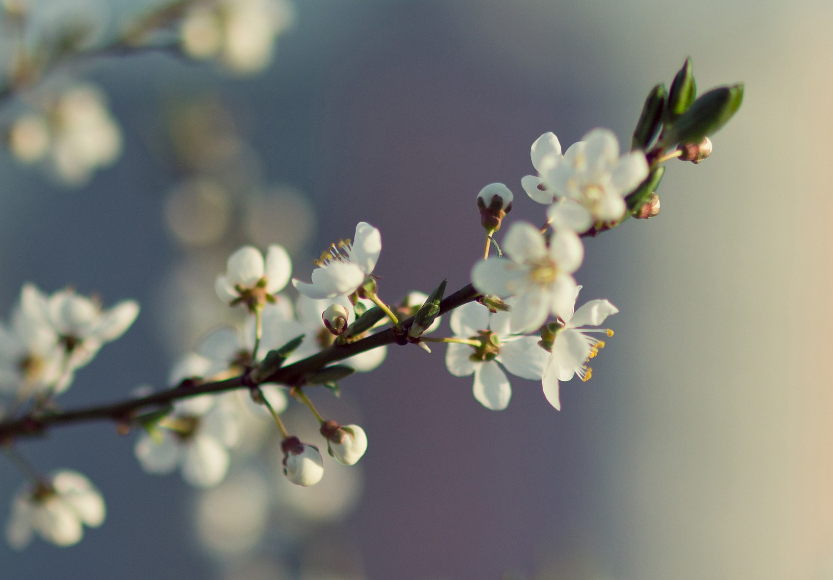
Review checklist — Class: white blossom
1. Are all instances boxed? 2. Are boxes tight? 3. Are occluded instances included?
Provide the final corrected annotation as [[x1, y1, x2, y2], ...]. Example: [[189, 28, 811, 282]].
[[542, 288, 618, 410], [24, 284, 139, 379], [324, 423, 368, 466], [181, 0, 295, 75], [215, 245, 292, 309], [134, 394, 240, 488], [292, 222, 382, 300], [520, 132, 563, 204], [9, 85, 122, 186], [471, 221, 584, 333], [6, 470, 105, 549], [281, 437, 324, 487], [445, 302, 548, 411], [535, 129, 649, 233]]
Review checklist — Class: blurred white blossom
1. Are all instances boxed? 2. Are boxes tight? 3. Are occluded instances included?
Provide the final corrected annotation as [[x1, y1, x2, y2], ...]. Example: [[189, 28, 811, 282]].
[[6, 470, 105, 549], [215, 245, 292, 310], [180, 0, 295, 75]]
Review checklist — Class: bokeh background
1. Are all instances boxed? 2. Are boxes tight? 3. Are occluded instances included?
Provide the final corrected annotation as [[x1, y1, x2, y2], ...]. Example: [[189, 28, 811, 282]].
[[0, 0, 831, 579]]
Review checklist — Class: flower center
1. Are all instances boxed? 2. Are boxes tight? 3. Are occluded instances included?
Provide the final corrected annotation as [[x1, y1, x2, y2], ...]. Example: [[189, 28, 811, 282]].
[[18, 354, 45, 382], [529, 257, 558, 286], [313, 239, 352, 268], [469, 330, 501, 362], [580, 183, 605, 210]]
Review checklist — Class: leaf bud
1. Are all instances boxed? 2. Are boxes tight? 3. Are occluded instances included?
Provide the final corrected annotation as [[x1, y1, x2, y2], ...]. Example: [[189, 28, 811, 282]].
[[281, 436, 324, 487], [476, 183, 513, 234], [320, 421, 368, 465], [677, 137, 712, 164], [663, 84, 744, 146], [322, 303, 349, 335], [666, 57, 696, 122], [631, 83, 667, 151], [634, 193, 661, 219]]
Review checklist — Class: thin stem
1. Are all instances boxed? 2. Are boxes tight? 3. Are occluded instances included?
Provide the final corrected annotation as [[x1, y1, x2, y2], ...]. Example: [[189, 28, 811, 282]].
[[0, 283, 481, 440], [257, 387, 289, 439], [367, 292, 402, 332], [483, 234, 492, 260], [293, 388, 325, 425], [421, 337, 481, 347], [3, 447, 45, 486], [540, 217, 554, 234], [656, 150, 682, 164], [251, 308, 263, 362]]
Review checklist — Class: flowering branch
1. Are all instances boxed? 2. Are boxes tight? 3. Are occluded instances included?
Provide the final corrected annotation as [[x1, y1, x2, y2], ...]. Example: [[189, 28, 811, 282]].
[[0, 283, 480, 441]]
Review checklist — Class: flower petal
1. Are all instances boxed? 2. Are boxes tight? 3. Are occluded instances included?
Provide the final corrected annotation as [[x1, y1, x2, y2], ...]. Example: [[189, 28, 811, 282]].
[[549, 228, 584, 274], [264, 244, 292, 293], [581, 128, 619, 170], [497, 336, 549, 380], [471, 258, 526, 298], [530, 132, 562, 173], [569, 299, 619, 328], [93, 300, 139, 342], [509, 287, 550, 334], [6, 496, 34, 550], [349, 222, 382, 274], [542, 358, 561, 410], [473, 361, 511, 410], [503, 222, 548, 263], [344, 345, 387, 372], [611, 151, 649, 195], [135, 430, 180, 474], [549, 275, 579, 321], [521, 175, 554, 205], [182, 435, 230, 488], [553, 328, 592, 375], [547, 201, 594, 233], [214, 275, 237, 304], [226, 246, 264, 288], [450, 302, 489, 337], [445, 343, 477, 377]]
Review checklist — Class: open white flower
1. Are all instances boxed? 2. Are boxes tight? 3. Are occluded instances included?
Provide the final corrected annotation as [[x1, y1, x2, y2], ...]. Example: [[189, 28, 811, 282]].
[[6, 470, 105, 549], [445, 302, 548, 411], [471, 222, 584, 333], [292, 222, 382, 300], [26, 285, 139, 375], [542, 289, 618, 411], [539, 129, 649, 233], [134, 394, 240, 488], [215, 245, 292, 310]]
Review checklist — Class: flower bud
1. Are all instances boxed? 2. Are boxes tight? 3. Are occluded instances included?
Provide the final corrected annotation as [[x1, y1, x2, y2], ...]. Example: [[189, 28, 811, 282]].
[[677, 136, 712, 164], [322, 303, 349, 335], [281, 436, 324, 486], [634, 193, 660, 219], [476, 183, 513, 234], [320, 421, 368, 465]]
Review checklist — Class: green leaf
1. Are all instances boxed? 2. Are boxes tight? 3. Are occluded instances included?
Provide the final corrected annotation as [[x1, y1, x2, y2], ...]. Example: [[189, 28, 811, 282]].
[[409, 279, 447, 339], [663, 84, 744, 146], [631, 83, 667, 151], [626, 165, 666, 212], [341, 306, 386, 339], [666, 58, 697, 122], [254, 334, 305, 382], [305, 365, 355, 385]]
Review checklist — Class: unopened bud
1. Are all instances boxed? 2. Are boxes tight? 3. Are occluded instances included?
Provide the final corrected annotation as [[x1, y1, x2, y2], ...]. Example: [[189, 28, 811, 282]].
[[677, 136, 713, 164], [634, 193, 661, 219], [478, 294, 510, 313], [322, 304, 349, 335], [281, 436, 324, 487], [321, 420, 368, 465], [476, 183, 513, 233]]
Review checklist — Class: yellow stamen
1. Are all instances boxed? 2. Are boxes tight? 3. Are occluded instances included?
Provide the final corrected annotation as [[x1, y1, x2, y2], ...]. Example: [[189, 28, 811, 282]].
[[606, 329, 614, 337], [581, 368, 592, 382]]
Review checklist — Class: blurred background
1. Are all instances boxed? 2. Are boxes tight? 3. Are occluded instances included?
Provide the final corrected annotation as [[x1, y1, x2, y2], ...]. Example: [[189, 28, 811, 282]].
[[0, 0, 830, 579]]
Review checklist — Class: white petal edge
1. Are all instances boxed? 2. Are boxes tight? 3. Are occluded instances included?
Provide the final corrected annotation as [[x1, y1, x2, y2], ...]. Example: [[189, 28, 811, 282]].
[[472, 361, 511, 411]]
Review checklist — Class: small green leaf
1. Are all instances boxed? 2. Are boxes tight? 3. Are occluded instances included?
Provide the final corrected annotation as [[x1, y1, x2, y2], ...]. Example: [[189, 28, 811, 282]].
[[631, 83, 667, 151], [663, 84, 744, 146], [305, 365, 355, 385], [254, 334, 305, 382], [626, 165, 666, 212], [341, 307, 386, 339], [666, 58, 697, 122], [409, 279, 447, 339], [133, 405, 174, 427]]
